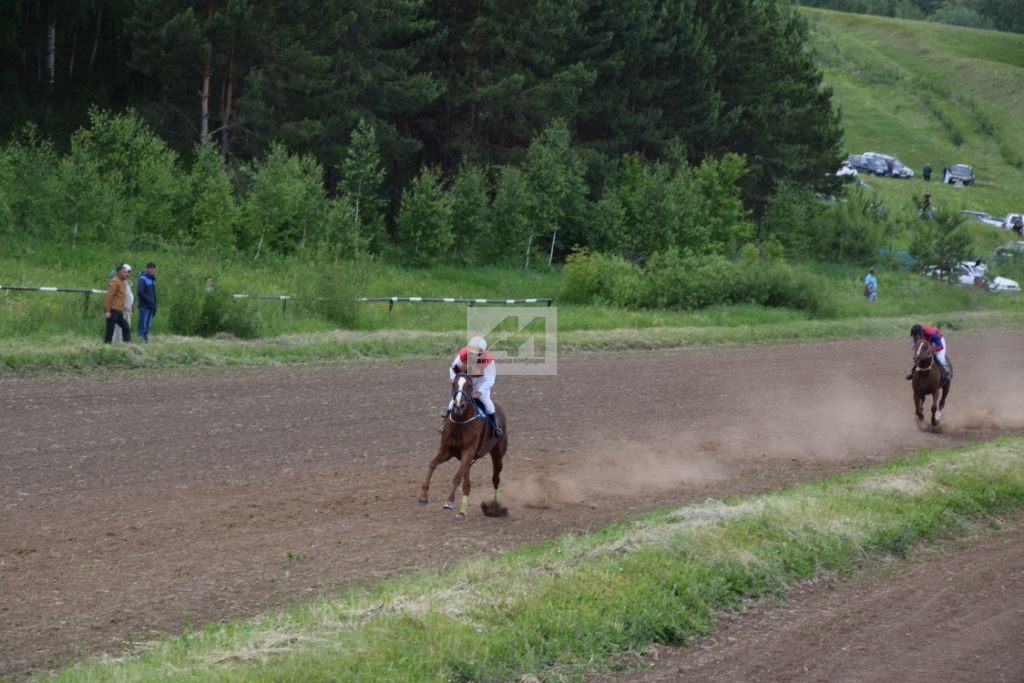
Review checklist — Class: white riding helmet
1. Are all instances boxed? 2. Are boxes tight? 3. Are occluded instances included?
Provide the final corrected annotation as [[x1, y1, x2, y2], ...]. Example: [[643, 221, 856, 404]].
[[468, 336, 487, 354]]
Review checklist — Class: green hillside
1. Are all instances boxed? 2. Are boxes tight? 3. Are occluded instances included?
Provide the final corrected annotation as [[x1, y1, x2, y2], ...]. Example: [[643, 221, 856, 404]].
[[803, 8, 1024, 217]]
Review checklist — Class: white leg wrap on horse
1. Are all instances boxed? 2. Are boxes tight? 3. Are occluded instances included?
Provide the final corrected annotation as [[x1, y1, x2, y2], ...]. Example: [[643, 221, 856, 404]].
[[459, 495, 469, 516]]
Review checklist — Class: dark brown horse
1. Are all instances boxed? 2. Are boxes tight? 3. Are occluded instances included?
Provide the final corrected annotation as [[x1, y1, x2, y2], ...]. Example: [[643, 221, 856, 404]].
[[912, 339, 951, 427], [418, 373, 508, 520]]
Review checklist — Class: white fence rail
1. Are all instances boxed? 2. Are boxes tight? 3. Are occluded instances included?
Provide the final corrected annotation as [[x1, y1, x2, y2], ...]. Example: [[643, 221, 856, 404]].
[[1, 284, 554, 313]]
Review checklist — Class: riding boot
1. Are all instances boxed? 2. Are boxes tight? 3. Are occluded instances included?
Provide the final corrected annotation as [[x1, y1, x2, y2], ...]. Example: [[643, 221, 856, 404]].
[[486, 411, 503, 437], [905, 370, 913, 380]]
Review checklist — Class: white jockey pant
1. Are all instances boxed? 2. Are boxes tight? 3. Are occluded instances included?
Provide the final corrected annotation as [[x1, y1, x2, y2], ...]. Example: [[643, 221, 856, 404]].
[[448, 370, 496, 414], [934, 342, 948, 371]]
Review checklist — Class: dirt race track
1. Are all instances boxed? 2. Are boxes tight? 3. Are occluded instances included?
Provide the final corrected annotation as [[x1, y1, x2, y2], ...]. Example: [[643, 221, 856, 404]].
[[2, 333, 1024, 678]]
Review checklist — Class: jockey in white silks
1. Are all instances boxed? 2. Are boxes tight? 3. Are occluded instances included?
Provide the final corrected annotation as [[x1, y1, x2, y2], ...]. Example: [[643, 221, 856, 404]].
[[445, 335, 502, 436]]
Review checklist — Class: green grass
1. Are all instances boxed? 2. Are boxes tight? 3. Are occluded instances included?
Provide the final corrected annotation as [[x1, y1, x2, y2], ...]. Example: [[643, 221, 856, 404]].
[[804, 8, 1024, 217], [43, 437, 1024, 682], [3, 242, 1023, 371]]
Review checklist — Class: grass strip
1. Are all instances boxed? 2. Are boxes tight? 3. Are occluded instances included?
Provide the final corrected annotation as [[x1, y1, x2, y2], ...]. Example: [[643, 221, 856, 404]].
[[5, 309, 1024, 374], [46, 437, 1024, 682]]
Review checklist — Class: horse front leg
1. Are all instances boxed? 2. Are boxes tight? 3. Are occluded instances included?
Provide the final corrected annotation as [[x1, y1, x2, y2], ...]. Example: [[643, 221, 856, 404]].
[[914, 391, 924, 421], [446, 448, 475, 520], [418, 445, 448, 506]]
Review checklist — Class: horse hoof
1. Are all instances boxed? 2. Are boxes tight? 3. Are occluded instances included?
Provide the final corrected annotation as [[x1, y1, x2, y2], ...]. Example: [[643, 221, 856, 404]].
[[417, 498, 428, 506], [453, 513, 466, 521], [442, 501, 453, 510]]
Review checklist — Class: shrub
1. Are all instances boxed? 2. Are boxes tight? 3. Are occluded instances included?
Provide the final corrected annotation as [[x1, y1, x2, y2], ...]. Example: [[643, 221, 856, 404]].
[[565, 248, 835, 316], [166, 276, 261, 338], [561, 250, 646, 307]]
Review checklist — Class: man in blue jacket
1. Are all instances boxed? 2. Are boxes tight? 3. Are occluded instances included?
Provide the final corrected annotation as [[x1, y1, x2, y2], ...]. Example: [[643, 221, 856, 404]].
[[137, 262, 158, 342]]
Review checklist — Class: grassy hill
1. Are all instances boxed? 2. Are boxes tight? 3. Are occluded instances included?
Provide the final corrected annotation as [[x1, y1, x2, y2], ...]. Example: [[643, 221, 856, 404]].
[[803, 8, 1024, 217]]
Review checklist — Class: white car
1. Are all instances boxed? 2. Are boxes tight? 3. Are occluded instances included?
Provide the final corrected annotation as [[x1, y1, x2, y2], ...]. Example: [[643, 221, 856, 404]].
[[960, 210, 1005, 228], [926, 261, 1021, 292], [1003, 213, 1023, 232]]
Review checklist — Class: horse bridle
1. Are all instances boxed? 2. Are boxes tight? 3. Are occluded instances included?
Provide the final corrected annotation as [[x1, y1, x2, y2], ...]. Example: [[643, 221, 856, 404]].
[[448, 373, 485, 425], [913, 339, 934, 372]]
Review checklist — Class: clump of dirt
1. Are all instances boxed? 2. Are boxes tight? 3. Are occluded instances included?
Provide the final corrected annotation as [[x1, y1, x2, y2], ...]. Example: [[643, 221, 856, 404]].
[[481, 500, 509, 517]]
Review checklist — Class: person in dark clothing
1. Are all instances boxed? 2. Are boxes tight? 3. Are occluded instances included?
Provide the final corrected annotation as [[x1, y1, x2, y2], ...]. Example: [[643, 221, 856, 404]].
[[136, 262, 158, 342], [923, 163, 932, 181], [104, 263, 132, 343]]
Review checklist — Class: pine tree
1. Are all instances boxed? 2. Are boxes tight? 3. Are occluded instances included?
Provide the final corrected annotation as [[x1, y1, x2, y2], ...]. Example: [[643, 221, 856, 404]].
[[184, 139, 237, 251], [449, 163, 492, 264], [337, 118, 387, 254], [523, 120, 589, 265], [396, 166, 453, 267]]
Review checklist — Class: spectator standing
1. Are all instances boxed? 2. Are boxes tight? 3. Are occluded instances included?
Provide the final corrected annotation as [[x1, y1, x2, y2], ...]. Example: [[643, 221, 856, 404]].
[[104, 263, 132, 343], [864, 267, 878, 302], [923, 163, 932, 181], [943, 166, 951, 183], [137, 262, 158, 342], [113, 275, 134, 342]]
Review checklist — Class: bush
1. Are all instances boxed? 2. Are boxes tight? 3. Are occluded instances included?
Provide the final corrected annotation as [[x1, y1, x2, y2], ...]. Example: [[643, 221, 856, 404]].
[[561, 249, 646, 307], [563, 248, 836, 316], [166, 276, 262, 338]]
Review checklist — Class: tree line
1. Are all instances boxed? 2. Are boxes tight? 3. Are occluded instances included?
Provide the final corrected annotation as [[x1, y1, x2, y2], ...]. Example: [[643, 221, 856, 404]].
[[1, 0, 842, 238]]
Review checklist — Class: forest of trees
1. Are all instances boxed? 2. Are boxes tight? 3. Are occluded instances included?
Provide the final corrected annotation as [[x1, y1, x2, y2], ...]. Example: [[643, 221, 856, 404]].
[[1, 0, 846, 264], [798, 0, 1024, 32]]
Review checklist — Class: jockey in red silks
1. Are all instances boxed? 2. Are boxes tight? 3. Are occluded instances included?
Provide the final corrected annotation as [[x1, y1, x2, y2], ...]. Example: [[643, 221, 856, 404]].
[[906, 323, 950, 381], [445, 335, 502, 436]]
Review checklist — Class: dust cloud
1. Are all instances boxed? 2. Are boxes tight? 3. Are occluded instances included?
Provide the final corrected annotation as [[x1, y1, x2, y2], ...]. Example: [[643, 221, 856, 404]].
[[499, 333, 1024, 509]]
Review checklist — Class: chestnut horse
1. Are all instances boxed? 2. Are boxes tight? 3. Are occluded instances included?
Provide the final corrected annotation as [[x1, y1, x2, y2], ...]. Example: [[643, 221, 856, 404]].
[[418, 373, 508, 520], [912, 338, 951, 427]]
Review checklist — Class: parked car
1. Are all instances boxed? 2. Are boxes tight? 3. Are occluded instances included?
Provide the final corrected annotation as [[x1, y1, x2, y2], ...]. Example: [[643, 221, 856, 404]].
[[959, 210, 1006, 228], [856, 154, 889, 176], [946, 163, 975, 185], [928, 261, 1020, 292], [864, 152, 914, 178], [1002, 213, 1023, 233]]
